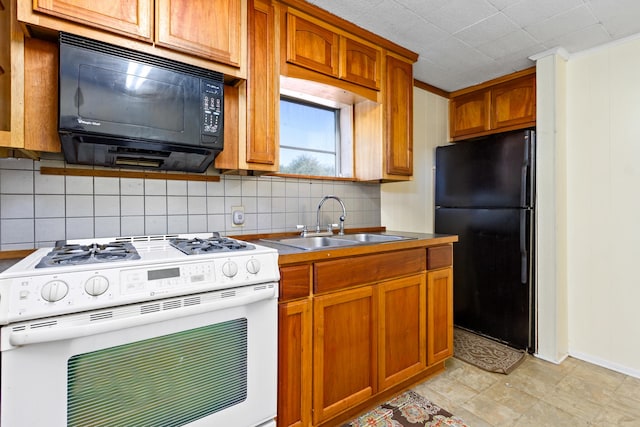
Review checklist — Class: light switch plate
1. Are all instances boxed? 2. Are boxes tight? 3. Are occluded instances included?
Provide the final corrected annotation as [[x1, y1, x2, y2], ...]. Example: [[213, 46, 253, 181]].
[[231, 206, 245, 227]]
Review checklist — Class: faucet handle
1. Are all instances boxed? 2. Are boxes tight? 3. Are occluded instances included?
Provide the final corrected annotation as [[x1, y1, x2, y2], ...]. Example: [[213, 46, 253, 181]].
[[296, 225, 308, 236], [327, 223, 339, 232]]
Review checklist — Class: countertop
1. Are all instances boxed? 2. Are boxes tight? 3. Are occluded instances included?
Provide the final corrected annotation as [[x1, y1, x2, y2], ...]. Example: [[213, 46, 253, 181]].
[[246, 230, 458, 266]]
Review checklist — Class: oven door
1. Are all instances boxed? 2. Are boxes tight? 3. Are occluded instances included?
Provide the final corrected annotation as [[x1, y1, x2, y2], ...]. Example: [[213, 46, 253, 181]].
[[1, 283, 278, 427]]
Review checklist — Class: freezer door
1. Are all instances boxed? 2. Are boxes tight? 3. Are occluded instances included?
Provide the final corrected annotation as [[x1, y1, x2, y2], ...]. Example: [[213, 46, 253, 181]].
[[435, 207, 533, 350], [435, 129, 535, 208]]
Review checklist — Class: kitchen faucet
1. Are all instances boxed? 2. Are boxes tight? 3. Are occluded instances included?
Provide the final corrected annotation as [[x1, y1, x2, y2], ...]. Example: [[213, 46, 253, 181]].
[[316, 195, 346, 235]]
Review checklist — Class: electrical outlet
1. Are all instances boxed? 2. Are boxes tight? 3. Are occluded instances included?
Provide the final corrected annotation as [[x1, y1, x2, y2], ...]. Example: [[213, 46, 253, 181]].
[[231, 206, 245, 227]]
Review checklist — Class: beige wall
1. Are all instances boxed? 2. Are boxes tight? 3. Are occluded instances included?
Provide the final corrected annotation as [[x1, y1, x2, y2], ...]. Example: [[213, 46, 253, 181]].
[[380, 87, 449, 232], [565, 36, 640, 376]]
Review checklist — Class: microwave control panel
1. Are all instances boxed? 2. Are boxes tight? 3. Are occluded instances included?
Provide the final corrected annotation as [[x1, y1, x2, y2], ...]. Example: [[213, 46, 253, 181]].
[[201, 80, 223, 144]]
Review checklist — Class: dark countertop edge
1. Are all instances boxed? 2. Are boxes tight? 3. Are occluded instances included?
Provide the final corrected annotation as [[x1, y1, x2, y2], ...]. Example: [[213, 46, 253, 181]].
[[245, 230, 458, 266], [0, 250, 35, 273]]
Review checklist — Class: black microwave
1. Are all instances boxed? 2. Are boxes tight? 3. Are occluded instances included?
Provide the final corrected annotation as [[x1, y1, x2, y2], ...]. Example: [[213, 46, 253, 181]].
[[58, 33, 224, 173]]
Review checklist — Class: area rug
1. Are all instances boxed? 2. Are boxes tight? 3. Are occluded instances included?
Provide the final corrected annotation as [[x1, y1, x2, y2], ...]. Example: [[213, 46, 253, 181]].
[[454, 327, 526, 374], [343, 390, 468, 427]]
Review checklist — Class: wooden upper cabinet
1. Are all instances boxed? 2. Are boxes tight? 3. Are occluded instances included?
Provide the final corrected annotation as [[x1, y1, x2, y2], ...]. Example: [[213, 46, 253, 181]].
[[32, 0, 152, 40], [450, 68, 536, 141], [284, 8, 382, 92], [286, 11, 339, 78], [491, 74, 536, 129], [385, 54, 413, 177], [449, 90, 491, 139], [19, 0, 245, 72], [340, 37, 381, 90], [156, 0, 242, 66]]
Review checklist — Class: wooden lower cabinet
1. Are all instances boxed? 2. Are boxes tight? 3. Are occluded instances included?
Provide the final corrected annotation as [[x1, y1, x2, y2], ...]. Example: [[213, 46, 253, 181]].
[[313, 286, 377, 424], [427, 267, 454, 365], [278, 298, 312, 427], [378, 274, 426, 390], [277, 245, 455, 427]]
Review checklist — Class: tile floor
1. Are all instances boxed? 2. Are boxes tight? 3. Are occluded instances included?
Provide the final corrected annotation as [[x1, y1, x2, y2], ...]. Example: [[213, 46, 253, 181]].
[[411, 355, 640, 426]]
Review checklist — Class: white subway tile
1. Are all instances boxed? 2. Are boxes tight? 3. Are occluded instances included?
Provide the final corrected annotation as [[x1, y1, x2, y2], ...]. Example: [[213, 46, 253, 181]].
[[168, 196, 188, 215], [145, 216, 167, 235], [206, 197, 225, 215], [206, 214, 226, 233], [65, 217, 93, 239], [93, 177, 120, 195], [0, 170, 34, 194], [144, 179, 167, 196], [94, 217, 121, 238], [121, 196, 144, 215], [35, 173, 65, 195], [145, 196, 167, 216], [241, 177, 257, 197], [188, 181, 206, 196], [188, 215, 207, 233], [121, 178, 144, 195], [35, 195, 65, 218], [65, 176, 93, 194], [1, 194, 34, 218], [167, 180, 187, 196], [206, 180, 224, 196], [224, 177, 242, 196], [0, 158, 34, 170], [1, 219, 34, 244], [168, 216, 188, 234], [94, 195, 120, 217], [121, 216, 144, 236], [188, 196, 206, 215], [257, 179, 271, 197], [35, 218, 66, 242], [66, 195, 94, 217]]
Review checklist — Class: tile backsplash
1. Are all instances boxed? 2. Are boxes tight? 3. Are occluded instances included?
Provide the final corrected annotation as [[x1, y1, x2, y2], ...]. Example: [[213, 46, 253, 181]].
[[0, 157, 381, 250]]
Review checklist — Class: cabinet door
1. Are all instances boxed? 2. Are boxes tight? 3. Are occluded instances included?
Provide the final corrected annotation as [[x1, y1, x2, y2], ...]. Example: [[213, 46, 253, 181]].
[[378, 274, 426, 390], [313, 286, 376, 424], [33, 0, 152, 39], [491, 74, 536, 130], [24, 38, 60, 152], [427, 267, 454, 365], [449, 89, 491, 139], [246, 0, 278, 167], [278, 299, 312, 427], [286, 12, 339, 78], [340, 37, 381, 90], [156, 0, 242, 66], [385, 54, 413, 177]]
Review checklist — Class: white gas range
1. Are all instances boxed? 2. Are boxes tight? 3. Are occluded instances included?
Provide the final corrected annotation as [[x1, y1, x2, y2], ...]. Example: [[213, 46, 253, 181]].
[[0, 233, 280, 427]]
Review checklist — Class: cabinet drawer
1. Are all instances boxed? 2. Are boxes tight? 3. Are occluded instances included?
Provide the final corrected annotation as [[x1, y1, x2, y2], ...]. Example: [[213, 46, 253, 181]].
[[314, 248, 426, 293], [280, 264, 311, 301], [427, 245, 452, 270]]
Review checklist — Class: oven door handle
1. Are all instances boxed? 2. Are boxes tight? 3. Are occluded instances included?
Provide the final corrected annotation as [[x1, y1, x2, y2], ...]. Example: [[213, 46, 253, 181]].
[[7, 285, 276, 347]]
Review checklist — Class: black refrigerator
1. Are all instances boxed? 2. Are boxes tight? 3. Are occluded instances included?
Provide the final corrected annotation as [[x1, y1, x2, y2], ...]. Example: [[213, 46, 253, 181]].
[[434, 129, 535, 352]]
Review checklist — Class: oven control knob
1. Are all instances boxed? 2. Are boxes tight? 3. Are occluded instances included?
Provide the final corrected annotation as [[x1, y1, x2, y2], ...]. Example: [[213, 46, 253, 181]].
[[41, 280, 69, 302], [222, 261, 238, 277], [85, 276, 110, 296], [246, 258, 261, 274]]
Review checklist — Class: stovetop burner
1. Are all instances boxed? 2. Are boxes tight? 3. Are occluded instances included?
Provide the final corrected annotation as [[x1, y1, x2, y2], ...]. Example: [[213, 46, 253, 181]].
[[169, 236, 255, 255], [35, 242, 141, 268]]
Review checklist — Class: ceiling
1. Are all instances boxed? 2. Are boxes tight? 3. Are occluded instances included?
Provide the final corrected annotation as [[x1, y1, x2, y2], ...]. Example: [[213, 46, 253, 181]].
[[307, 0, 640, 92]]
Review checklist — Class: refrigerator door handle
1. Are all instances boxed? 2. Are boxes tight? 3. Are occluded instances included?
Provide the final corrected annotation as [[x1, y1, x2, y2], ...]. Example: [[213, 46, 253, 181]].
[[520, 210, 527, 284]]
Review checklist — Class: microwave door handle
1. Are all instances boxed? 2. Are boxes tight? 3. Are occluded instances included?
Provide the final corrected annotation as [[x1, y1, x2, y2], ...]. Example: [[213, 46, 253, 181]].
[[7, 286, 276, 348]]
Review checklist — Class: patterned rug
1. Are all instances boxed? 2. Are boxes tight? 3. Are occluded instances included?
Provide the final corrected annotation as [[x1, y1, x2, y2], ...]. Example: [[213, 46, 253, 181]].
[[454, 327, 526, 374], [343, 390, 468, 427]]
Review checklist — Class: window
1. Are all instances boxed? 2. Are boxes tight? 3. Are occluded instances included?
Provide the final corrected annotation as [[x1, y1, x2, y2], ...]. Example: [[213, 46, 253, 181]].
[[279, 95, 353, 178]]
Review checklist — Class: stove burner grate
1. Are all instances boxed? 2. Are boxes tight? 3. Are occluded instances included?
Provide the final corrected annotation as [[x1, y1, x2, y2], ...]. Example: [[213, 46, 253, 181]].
[[36, 242, 141, 268], [169, 236, 255, 255]]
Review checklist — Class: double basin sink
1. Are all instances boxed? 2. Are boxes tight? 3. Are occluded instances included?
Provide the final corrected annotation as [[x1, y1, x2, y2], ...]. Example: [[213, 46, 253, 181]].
[[262, 233, 415, 251]]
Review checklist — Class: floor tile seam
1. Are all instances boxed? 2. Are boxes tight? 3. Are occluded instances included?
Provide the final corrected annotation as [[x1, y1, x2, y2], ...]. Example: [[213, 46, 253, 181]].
[[461, 393, 525, 426], [537, 390, 604, 424]]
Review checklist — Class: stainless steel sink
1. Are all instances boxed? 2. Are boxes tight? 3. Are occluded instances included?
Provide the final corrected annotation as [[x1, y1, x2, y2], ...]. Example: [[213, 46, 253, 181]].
[[333, 233, 415, 243], [262, 233, 415, 251], [262, 236, 359, 251]]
